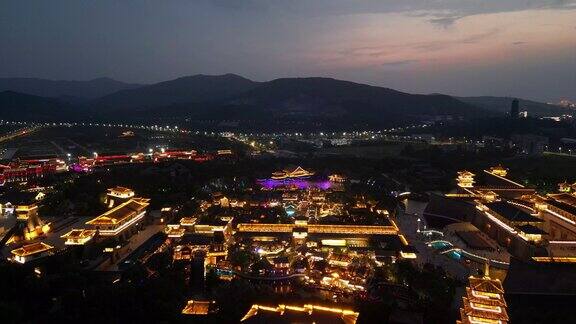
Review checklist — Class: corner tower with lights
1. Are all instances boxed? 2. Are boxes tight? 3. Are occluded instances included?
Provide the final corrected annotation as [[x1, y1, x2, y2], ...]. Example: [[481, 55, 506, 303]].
[[458, 264, 509, 324]]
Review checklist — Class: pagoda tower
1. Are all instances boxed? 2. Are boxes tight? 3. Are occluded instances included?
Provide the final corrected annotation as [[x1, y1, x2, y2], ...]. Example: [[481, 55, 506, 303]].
[[457, 263, 509, 324]]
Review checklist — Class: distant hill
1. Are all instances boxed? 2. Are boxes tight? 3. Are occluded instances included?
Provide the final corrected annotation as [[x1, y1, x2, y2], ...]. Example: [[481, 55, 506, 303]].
[[0, 77, 141, 100], [456, 96, 567, 116], [148, 77, 491, 126], [93, 74, 259, 110], [0, 74, 505, 128], [0, 91, 75, 121]]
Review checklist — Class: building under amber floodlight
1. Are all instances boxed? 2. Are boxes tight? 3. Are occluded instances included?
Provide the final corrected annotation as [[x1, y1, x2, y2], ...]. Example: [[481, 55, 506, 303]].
[[61, 229, 97, 245], [240, 304, 359, 324], [1, 191, 50, 244], [10, 242, 54, 264], [457, 264, 509, 324], [87, 197, 149, 239], [489, 165, 508, 177], [457, 171, 476, 188], [105, 186, 135, 208], [271, 166, 315, 180], [181, 300, 217, 315], [558, 181, 573, 193]]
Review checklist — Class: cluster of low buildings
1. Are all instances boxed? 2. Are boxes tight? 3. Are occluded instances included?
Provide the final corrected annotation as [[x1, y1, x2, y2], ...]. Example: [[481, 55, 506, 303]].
[[0, 186, 154, 265], [0, 165, 418, 321], [165, 166, 416, 302]]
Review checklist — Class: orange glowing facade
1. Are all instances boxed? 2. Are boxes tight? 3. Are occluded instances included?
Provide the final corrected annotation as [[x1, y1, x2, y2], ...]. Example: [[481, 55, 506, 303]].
[[165, 224, 186, 238], [10, 242, 54, 264], [236, 223, 398, 235], [1, 191, 51, 244], [181, 300, 216, 315], [235, 221, 415, 260], [489, 165, 508, 177], [87, 197, 149, 237], [105, 186, 135, 208], [271, 166, 314, 180], [61, 229, 97, 245], [457, 271, 509, 324], [457, 171, 476, 188], [241, 304, 359, 324], [558, 181, 576, 193]]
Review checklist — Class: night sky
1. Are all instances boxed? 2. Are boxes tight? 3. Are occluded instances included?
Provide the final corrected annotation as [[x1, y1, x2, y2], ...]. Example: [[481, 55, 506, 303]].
[[1, 0, 575, 101]]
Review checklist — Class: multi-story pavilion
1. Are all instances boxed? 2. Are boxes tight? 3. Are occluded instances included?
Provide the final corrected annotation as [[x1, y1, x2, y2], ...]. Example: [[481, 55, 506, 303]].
[[87, 197, 149, 240], [458, 265, 509, 324]]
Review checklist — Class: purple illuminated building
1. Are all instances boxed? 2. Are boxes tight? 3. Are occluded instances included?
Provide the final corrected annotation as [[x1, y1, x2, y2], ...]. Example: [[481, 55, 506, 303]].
[[257, 178, 331, 190]]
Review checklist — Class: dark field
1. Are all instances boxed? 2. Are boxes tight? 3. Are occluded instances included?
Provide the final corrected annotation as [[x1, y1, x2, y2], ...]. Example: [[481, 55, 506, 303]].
[[0, 126, 236, 159]]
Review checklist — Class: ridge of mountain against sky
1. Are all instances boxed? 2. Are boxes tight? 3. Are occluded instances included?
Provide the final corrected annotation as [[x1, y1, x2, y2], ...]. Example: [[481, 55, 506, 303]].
[[0, 74, 567, 125], [3, 2, 574, 102], [93, 74, 259, 110], [0, 90, 76, 121], [0, 77, 142, 101]]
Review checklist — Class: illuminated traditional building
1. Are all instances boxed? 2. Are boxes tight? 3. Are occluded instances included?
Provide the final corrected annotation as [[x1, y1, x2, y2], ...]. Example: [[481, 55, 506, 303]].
[[473, 200, 545, 259], [211, 192, 230, 207], [105, 186, 135, 208], [270, 256, 290, 274], [328, 174, 346, 183], [479, 191, 498, 202], [271, 166, 314, 180], [165, 224, 186, 238], [537, 190, 576, 242], [169, 212, 229, 263], [61, 229, 97, 245], [10, 242, 54, 264], [180, 217, 198, 226], [429, 168, 548, 260], [1, 191, 50, 243], [457, 265, 509, 324], [241, 304, 359, 324], [86, 197, 149, 239], [194, 217, 233, 235], [449, 168, 532, 201], [328, 252, 352, 267], [235, 220, 416, 261], [558, 181, 573, 193], [237, 223, 398, 235], [154, 149, 198, 161], [181, 300, 217, 315], [282, 192, 299, 203], [0, 190, 44, 219], [320, 272, 365, 292], [457, 171, 476, 188], [436, 167, 576, 263], [229, 199, 247, 208], [489, 165, 508, 177]]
